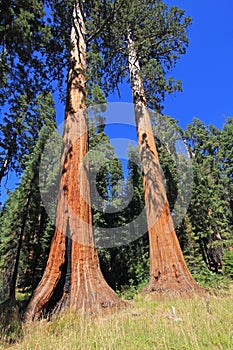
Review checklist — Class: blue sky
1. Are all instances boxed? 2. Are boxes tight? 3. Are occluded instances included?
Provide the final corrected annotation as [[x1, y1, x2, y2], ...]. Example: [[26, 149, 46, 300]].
[[163, 0, 233, 130], [109, 0, 233, 130]]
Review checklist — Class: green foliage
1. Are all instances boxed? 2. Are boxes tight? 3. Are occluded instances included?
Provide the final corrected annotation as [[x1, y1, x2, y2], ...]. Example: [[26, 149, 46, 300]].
[[0, 299, 22, 345], [222, 249, 233, 279], [184, 118, 233, 274], [0, 0, 50, 100], [104, 145, 149, 294], [0, 0, 56, 183], [0, 91, 57, 190], [0, 0, 117, 185], [186, 254, 230, 291], [116, 246, 149, 300], [89, 117, 150, 293], [0, 94, 57, 301], [101, 0, 192, 110]]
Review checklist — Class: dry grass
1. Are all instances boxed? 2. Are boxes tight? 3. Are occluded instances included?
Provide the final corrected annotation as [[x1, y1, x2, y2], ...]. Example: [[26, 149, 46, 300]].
[[1, 288, 233, 350]]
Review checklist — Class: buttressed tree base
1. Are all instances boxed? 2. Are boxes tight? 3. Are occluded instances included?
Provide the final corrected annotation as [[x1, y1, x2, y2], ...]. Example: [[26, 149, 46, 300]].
[[25, 2, 123, 321]]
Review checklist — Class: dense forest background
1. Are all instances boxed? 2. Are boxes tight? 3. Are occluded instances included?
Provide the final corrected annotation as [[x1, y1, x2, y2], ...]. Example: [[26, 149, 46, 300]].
[[0, 0, 233, 308], [1, 112, 233, 301]]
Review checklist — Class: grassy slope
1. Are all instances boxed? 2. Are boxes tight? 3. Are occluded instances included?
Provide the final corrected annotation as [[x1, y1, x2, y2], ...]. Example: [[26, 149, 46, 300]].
[[2, 288, 233, 350]]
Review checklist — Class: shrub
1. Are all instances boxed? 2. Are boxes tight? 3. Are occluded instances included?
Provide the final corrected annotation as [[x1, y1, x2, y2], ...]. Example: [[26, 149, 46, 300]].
[[0, 299, 22, 345], [222, 249, 233, 279]]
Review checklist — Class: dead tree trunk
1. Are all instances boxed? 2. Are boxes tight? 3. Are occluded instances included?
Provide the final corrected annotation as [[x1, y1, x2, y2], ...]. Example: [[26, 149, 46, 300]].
[[127, 30, 201, 294], [25, 3, 122, 321]]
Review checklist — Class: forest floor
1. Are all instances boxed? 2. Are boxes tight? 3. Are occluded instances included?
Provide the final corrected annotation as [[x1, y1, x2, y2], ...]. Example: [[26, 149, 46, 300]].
[[1, 285, 233, 350]]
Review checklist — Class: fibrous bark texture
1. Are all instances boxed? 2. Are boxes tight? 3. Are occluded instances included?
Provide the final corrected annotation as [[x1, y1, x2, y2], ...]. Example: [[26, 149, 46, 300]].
[[127, 31, 201, 294], [25, 3, 122, 321]]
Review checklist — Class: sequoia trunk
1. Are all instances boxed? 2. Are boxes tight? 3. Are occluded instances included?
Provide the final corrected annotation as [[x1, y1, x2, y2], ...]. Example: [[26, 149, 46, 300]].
[[127, 31, 201, 293], [25, 2, 121, 321]]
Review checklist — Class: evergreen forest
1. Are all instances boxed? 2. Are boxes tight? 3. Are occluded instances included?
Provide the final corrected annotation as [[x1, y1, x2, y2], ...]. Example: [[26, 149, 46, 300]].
[[0, 0, 233, 347]]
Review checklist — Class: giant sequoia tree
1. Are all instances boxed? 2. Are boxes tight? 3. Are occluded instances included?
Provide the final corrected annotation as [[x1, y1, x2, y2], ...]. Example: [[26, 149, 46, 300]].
[[127, 33, 200, 293], [101, 0, 201, 292], [25, 0, 123, 320]]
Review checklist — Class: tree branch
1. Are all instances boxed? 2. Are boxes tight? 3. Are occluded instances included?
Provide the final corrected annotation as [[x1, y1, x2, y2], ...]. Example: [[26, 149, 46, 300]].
[[87, 0, 125, 44]]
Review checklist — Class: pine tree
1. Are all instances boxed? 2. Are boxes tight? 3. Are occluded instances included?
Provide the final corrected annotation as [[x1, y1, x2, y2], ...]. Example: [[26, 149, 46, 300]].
[[88, 114, 130, 289], [0, 94, 56, 302], [124, 144, 149, 289], [219, 117, 233, 226], [185, 119, 233, 273], [0, 0, 53, 184]]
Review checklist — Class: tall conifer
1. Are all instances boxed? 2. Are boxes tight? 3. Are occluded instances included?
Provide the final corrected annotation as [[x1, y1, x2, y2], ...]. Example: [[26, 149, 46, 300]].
[[101, 0, 201, 293], [25, 0, 124, 320]]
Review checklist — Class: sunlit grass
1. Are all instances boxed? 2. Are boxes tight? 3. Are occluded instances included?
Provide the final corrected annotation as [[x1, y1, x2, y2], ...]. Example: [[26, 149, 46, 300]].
[[1, 287, 233, 350]]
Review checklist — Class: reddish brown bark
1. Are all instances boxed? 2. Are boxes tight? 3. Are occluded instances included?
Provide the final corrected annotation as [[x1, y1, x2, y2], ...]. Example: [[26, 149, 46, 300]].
[[127, 31, 201, 294], [25, 3, 122, 321]]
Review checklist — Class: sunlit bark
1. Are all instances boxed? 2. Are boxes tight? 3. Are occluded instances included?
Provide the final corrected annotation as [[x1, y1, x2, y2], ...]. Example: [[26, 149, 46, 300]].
[[25, 3, 122, 321], [127, 30, 201, 293]]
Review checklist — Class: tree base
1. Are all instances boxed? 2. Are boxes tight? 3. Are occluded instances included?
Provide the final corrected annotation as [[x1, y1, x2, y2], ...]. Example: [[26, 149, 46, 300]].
[[142, 277, 205, 296], [24, 267, 126, 322], [46, 289, 126, 320]]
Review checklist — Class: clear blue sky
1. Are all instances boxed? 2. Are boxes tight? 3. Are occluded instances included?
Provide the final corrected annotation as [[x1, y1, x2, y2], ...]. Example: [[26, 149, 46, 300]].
[[109, 0, 233, 130], [164, 0, 233, 130]]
